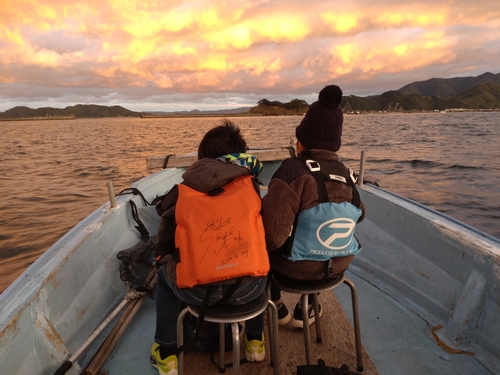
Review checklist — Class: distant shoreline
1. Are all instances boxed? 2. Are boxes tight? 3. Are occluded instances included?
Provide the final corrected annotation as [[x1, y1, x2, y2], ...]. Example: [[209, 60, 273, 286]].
[[140, 112, 262, 118], [142, 109, 499, 118], [0, 109, 498, 122], [0, 115, 75, 122]]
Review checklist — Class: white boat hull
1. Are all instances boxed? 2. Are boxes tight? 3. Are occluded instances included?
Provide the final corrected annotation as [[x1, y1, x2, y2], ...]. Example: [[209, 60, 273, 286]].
[[354, 185, 500, 373], [1, 156, 499, 374]]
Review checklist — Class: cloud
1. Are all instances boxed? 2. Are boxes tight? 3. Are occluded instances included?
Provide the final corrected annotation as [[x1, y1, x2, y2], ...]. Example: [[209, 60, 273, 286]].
[[1, 0, 500, 111]]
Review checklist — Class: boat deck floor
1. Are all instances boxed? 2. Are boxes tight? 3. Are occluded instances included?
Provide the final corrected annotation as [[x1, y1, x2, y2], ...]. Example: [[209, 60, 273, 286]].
[[96, 270, 492, 375], [335, 270, 493, 375]]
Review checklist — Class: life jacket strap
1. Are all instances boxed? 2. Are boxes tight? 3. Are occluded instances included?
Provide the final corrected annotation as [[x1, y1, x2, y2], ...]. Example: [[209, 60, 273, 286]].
[[282, 153, 362, 270]]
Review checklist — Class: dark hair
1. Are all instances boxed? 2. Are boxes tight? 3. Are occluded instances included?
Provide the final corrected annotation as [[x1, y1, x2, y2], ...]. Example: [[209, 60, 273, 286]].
[[197, 119, 247, 159]]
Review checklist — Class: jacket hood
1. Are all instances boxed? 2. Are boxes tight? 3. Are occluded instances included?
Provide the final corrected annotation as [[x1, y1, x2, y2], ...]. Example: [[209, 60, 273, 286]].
[[181, 158, 250, 193]]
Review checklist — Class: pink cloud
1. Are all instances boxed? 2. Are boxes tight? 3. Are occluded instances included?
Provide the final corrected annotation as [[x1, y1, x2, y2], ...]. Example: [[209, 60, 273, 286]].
[[1, 0, 499, 111]]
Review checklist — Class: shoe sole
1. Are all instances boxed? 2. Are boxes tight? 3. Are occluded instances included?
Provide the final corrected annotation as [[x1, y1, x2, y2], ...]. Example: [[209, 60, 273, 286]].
[[246, 350, 266, 362], [291, 308, 323, 328], [278, 312, 292, 326], [150, 356, 178, 375], [245, 336, 266, 362]]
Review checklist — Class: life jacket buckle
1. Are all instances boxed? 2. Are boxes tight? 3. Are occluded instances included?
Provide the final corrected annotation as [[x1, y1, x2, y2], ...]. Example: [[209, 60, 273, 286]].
[[305, 159, 320, 172], [327, 259, 334, 275], [349, 168, 357, 184]]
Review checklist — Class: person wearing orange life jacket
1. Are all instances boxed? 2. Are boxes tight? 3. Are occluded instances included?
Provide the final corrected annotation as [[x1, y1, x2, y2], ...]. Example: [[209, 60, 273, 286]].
[[150, 120, 269, 375], [261, 85, 366, 328]]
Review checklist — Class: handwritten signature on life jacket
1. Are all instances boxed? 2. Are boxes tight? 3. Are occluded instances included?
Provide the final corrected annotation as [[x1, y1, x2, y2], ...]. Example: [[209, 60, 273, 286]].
[[199, 216, 245, 263]]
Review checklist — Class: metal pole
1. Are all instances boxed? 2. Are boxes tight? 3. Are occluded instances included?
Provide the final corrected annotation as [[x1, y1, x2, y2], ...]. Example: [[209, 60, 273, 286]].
[[358, 151, 366, 186], [53, 299, 129, 375], [107, 181, 117, 208]]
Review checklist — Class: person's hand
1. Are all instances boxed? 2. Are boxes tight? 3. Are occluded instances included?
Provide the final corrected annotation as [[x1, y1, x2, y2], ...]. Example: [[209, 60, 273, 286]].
[[156, 255, 168, 266]]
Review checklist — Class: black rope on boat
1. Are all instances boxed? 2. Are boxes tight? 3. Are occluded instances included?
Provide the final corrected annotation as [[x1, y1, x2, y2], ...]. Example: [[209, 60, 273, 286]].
[[128, 200, 150, 241], [162, 153, 175, 169], [117, 192, 158, 300], [117, 187, 151, 206], [363, 179, 380, 186]]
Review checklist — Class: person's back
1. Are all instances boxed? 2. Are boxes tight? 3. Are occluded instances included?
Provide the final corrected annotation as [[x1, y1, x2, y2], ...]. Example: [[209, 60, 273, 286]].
[[261, 85, 366, 328], [151, 120, 269, 375]]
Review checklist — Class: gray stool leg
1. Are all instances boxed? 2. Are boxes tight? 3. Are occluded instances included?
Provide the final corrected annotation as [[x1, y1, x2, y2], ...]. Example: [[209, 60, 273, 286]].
[[301, 294, 312, 364], [267, 302, 274, 365], [344, 278, 363, 372], [231, 322, 240, 374], [177, 295, 276, 374], [219, 323, 226, 373], [177, 307, 190, 375], [312, 293, 322, 343], [267, 299, 280, 375]]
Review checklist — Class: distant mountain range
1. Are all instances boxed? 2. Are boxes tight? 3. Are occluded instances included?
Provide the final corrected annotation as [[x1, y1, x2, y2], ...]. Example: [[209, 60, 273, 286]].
[[341, 72, 500, 112], [1, 72, 499, 119], [144, 107, 251, 116], [398, 72, 500, 97], [0, 104, 140, 119]]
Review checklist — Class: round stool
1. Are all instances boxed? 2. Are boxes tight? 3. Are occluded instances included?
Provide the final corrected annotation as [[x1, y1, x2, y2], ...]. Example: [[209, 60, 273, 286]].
[[270, 272, 363, 372], [176, 292, 280, 375]]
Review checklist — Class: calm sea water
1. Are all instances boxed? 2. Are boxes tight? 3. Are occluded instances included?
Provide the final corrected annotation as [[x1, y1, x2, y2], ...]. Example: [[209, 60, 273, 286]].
[[1, 113, 499, 293]]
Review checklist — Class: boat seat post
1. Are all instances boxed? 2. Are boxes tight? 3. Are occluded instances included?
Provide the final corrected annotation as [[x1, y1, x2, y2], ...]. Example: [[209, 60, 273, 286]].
[[176, 307, 190, 375], [176, 292, 280, 375], [219, 322, 225, 372], [231, 322, 240, 373], [267, 299, 280, 368], [270, 272, 364, 371], [344, 277, 363, 372], [301, 293, 312, 365], [312, 293, 322, 343]]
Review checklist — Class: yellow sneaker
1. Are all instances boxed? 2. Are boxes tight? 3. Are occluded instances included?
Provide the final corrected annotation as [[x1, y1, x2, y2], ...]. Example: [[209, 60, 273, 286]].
[[244, 333, 265, 362], [150, 343, 178, 375]]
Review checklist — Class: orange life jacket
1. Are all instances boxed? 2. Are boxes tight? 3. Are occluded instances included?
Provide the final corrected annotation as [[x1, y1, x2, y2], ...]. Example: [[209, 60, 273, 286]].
[[174, 175, 270, 288]]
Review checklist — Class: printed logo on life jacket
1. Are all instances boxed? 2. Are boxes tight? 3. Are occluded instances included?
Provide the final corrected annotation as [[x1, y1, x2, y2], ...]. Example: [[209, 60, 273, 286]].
[[216, 263, 238, 270], [316, 218, 356, 250]]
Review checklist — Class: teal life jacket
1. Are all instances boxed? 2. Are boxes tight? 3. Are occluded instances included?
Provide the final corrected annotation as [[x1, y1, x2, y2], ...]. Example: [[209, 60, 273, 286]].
[[282, 152, 362, 266]]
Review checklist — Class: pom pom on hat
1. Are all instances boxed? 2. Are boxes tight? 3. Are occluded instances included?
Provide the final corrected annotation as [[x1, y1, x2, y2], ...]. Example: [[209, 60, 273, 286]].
[[318, 85, 343, 109], [295, 85, 344, 152]]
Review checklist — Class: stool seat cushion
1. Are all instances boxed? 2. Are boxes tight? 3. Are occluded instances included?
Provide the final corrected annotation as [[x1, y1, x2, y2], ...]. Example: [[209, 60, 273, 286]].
[[188, 293, 268, 319], [272, 272, 344, 293]]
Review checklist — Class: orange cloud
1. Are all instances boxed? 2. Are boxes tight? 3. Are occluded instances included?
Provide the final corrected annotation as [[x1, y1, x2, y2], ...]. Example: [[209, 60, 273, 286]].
[[1, 27, 24, 45], [255, 15, 310, 43], [376, 11, 447, 28], [205, 24, 253, 50], [0, 0, 499, 102], [325, 27, 457, 80], [321, 12, 359, 33]]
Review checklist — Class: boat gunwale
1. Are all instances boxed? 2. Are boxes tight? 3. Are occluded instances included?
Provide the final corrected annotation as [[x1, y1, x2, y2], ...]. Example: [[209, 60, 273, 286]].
[[361, 183, 500, 249], [0, 167, 184, 330]]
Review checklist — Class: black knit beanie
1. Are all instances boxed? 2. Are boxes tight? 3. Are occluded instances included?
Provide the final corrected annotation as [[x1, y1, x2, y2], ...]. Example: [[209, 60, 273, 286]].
[[295, 85, 343, 152]]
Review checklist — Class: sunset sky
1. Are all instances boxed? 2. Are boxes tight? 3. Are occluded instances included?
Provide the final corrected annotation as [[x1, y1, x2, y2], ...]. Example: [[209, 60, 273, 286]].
[[1, 0, 499, 112]]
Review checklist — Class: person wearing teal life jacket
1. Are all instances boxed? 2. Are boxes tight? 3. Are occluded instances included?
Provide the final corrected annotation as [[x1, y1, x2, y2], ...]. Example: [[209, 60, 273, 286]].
[[150, 120, 269, 375], [261, 85, 366, 328]]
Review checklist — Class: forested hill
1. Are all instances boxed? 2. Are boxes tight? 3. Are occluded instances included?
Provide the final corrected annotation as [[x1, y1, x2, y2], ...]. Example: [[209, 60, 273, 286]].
[[398, 72, 500, 97], [1, 72, 499, 118], [0, 104, 140, 119], [247, 99, 310, 116], [341, 82, 500, 112], [251, 72, 500, 114]]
